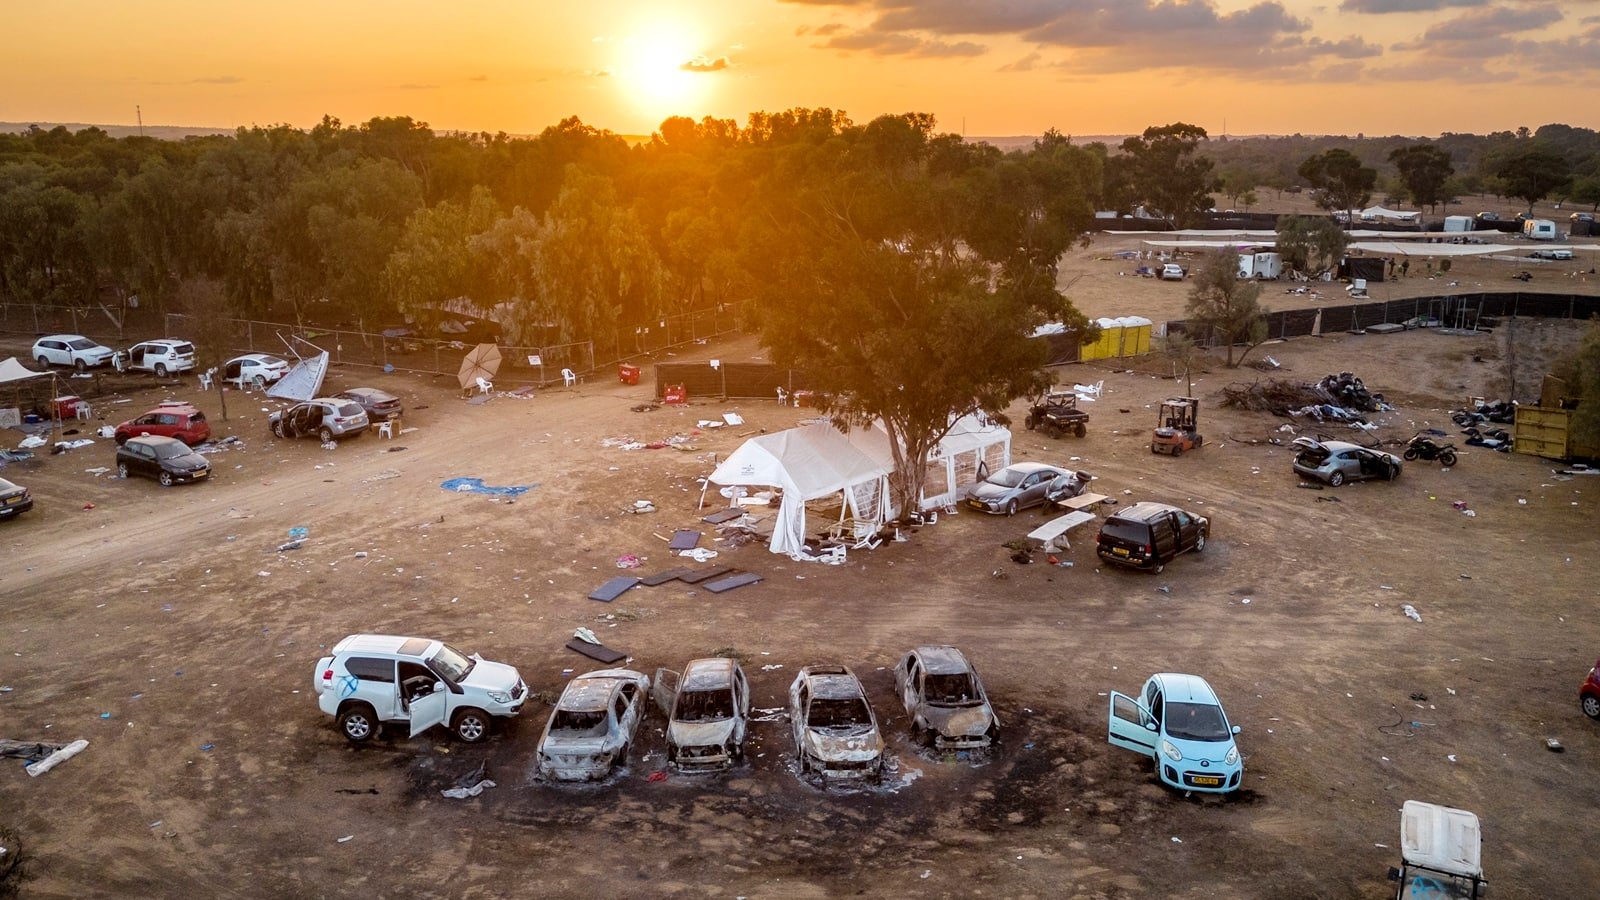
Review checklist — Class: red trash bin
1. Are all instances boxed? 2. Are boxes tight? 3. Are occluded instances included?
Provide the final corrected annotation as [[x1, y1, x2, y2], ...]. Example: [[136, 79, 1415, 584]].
[[618, 363, 641, 385], [663, 383, 687, 404]]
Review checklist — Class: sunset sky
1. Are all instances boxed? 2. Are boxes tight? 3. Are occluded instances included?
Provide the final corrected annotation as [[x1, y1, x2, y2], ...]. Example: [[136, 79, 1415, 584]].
[[7, 1, 1597, 139]]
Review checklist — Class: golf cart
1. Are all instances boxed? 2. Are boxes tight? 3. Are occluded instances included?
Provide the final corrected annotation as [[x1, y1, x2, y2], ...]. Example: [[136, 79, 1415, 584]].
[[1387, 801, 1486, 899], [1024, 389, 1090, 439], [1151, 397, 1203, 455]]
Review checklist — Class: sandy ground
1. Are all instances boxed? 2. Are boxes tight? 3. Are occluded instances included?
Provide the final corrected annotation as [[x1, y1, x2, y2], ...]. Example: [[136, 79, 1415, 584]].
[[4, 222, 1600, 900]]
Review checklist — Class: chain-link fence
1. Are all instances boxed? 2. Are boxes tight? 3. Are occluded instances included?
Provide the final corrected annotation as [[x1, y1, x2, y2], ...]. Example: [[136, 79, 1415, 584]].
[[1165, 292, 1600, 346]]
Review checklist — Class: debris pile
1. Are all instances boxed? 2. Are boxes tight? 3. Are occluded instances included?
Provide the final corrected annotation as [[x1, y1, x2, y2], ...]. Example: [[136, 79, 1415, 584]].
[[1222, 373, 1391, 419]]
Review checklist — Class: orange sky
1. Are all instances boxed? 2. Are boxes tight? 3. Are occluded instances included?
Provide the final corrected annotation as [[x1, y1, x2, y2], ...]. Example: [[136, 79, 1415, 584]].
[[5, 1, 1597, 138]]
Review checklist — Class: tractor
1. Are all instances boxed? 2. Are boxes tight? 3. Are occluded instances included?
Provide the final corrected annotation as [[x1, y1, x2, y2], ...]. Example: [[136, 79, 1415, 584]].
[[1151, 397, 1203, 456]]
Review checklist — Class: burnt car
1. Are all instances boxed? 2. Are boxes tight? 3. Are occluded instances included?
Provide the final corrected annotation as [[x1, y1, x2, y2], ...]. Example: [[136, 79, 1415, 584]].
[[333, 387, 403, 423], [967, 462, 1089, 516], [0, 476, 34, 519], [268, 398, 369, 443], [1291, 437, 1402, 486], [116, 435, 210, 486], [893, 646, 999, 751], [536, 668, 650, 781], [788, 664, 884, 780], [654, 657, 752, 771]]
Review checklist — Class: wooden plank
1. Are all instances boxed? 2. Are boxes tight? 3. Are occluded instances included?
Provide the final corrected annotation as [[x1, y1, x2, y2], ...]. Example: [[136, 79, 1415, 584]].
[[565, 639, 627, 664], [703, 572, 763, 593], [668, 529, 702, 551], [587, 576, 641, 602], [702, 507, 745, 524], [1057, 492, 1108, 511], [678, 565, 734, 585], [639, 567, 694, 587]]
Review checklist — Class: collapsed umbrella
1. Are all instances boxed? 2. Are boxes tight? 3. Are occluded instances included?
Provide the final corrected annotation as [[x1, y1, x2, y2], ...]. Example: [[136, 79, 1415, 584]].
[[458, 343, 503, 390]]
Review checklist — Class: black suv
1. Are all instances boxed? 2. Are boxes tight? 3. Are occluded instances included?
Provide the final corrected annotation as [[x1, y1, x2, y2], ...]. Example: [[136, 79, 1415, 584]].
[[1095, 502, 1208, 574]]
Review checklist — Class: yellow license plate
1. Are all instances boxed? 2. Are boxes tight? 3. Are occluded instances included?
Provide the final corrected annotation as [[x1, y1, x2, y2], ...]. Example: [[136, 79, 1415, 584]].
[[1190, 776, 1220, 786], [968, 499, 985, 510], [1112, 547, 1129, 556], [194, 471, 208, 478]]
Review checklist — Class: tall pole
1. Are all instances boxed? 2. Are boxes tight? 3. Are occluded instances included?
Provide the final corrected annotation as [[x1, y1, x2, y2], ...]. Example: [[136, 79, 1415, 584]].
[[136, 105, 144, 137]]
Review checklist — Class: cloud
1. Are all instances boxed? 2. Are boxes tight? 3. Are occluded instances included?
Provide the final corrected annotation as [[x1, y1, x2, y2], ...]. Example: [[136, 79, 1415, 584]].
[[396, 83, 439, 90], [681, 55, 731, 72], [468, 74, 489, 82], [1339, 0, 1487, 12], [873, 0, 1069, 35], [191, 76, 244, 85], [822, 30, 985, 57], [997, 51, 1042, 72]]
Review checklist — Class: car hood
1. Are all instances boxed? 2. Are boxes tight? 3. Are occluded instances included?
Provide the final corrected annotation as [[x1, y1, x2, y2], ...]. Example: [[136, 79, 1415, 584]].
[[541, 735, 615, 757], [804, 727, 882, 761], [173, 454, 209, 470], [1169, 736, 1238, 765], [967, 482, 1014, 502], [669, 718, 737, 748], [461, 659, 520, 693], [918, 703, 995, 737]]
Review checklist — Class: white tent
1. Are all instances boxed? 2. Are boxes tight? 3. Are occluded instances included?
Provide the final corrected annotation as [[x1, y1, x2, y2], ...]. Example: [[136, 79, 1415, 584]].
[[916, 414, 1012, 510], [1358, 205, 1420, 222], [708, 421, 893, 558], [0, 358, 50, 385]]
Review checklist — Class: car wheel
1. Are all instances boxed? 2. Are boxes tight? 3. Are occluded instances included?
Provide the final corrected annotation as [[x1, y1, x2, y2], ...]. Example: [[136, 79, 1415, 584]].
[[158, 471, 174, 487], [451, 708, 491, 743], [451, 704, 486, 739], [1151, 562, 1166, 575], [114, 433, 128, 446], [117, 462, 129, 479], [252, 375, 266, 389], [1439, 450, 1457, 467], [1005, 499, 1018, 516], [1402, 447, 1419, 461], [1150, 443, 1161, 455], [74, 358, 87, 372], [1024, 414, 1037, 431], [272, 422, 284, 438], [1172, 444, 1184, 457], [1194, 532, 1206, 553], [155, 363, 168, 377], [339, 705, 377, 743], [1328, 471, 1345, 487], [1583, 694, 1600, 720], [37, 355, 50, 368], [318, 426, 335, 443], [1075, 423, 1087, 438]]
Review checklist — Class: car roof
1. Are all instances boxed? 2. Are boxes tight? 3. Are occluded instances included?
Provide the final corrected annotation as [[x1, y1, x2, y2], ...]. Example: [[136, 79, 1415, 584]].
[[998, 462, 1063, 476], [1109, 501, 1183, 523], [559, 669, 646, 710], [126, 435, 188, 448], [331, 634, 438, 657], [145, 402, 201, 414], [1152, 673, 1221, 705], [682, 657, 737, 690], [233, 353, 283, 362], [37, 333, 88, 341], [801, 666, 865, 699], [913, 645, 972, 675]]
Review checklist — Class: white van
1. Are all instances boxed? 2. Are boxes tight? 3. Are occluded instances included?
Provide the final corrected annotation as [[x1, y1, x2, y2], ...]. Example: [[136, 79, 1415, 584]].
[[1522, 219, 1557, 241]]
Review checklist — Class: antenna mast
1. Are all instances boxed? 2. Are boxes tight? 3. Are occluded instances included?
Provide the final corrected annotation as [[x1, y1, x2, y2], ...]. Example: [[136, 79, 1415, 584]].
[[136, 105, 144, 137]]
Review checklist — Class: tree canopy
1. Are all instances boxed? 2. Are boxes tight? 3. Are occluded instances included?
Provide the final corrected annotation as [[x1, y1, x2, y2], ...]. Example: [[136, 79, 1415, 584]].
[[1298, 148, 1376, 217]]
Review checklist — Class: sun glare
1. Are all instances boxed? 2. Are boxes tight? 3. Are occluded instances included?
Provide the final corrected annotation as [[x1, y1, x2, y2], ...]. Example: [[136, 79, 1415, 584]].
[[615, 25, 710, 122]]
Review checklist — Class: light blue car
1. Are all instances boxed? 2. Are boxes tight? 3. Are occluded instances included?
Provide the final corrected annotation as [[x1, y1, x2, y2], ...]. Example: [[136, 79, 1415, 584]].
[[1107, 673, 1242, 794]]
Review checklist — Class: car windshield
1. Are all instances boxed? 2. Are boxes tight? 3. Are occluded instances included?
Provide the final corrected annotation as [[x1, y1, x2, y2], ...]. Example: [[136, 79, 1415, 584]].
[[549, 709, 608, 737], [1166, 702, 1231, 741], [1100, 520, 1148, 544], [809, 697, 871, 729], [985, 468, 1030, 488], [337, 403, 364, 417], [429, 645, 475, 683], [174, 343, 195, 354], [924, 673, 980, 706], [675, 688, 734, 723], [67, 338, 98, 350], [153, 442, 192, 460]]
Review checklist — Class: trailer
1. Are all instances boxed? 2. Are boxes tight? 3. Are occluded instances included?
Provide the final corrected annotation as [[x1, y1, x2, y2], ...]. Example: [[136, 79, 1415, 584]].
[[1522, 218, 1557, 241], [1442, 215, 1474, 233]]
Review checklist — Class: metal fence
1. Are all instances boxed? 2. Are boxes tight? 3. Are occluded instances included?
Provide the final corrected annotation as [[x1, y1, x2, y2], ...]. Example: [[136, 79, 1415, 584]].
[[1165, 292, 1600, 346], [0, 302, 148, 342]]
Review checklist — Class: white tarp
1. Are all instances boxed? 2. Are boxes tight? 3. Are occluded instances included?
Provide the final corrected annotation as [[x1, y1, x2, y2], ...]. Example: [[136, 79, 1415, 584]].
[[267, 351, 329, 401], [708, 421, 893, 558], [1358, 206, 1420, 221], [0, 357, 49, 384]]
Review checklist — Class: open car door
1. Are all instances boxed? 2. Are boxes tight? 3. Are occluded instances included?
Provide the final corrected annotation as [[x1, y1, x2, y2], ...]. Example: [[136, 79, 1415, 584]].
[[1108, 691, 1158, 756], [407, 685, 449, 738], [653, 668, 680, 716]]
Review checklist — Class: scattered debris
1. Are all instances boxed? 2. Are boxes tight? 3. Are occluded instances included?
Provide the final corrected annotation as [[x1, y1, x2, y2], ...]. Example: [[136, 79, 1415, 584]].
[[439, 477, 533, 497], [1402, 604, 1423, 623], [1545, 738, 1564, 753], [440, 762, 496, 799]]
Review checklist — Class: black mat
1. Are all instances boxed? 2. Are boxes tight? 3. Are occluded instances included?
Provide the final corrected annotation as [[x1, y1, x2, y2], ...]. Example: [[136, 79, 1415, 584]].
[[565, 639, 627, 664], [702, 507, 745, 524], [640, 567, 694, 587], [678, 565, 734, 585], [587, 576, 641, 602], [667, 529, 702, 551], [703, 572, 763, 594]]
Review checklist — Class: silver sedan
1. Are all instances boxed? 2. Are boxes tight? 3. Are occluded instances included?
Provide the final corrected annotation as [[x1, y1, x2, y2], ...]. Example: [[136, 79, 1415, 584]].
[[966, 462, 1087, 515], [1291, 438, 1402, 486]]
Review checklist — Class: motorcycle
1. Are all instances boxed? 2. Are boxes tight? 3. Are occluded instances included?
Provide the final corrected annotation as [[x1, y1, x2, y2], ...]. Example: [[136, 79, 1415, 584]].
[[1403, 433, 1458, 467]]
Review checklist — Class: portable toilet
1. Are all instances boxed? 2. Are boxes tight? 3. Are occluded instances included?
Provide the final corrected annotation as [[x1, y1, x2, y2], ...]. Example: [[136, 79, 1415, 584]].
[[1082, 317, 1123, 361], [1118, 316, 1153, 355], [1252, 252, 1282, 280]]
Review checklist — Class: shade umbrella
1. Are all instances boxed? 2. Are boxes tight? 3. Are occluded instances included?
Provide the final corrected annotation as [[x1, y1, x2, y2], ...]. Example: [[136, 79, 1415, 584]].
[[457, 343, 503, 389]]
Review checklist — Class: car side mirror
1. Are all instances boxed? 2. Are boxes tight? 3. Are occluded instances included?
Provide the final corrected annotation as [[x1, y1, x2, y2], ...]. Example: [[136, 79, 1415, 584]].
[[432, 681, 446, 694], [1144, 722, 1157, 731], [1232, 725, 1241, 735]]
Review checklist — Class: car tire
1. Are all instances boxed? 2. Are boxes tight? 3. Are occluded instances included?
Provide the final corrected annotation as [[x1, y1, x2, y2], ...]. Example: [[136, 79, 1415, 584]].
[[158, 471, 174, 487], [1402, 447, 1419, 461], [1075, 423, 1087, 438], [318, 427, 335, 443], [253, 375, 266, 389], [1328, 472, 1345, 487], [1439, 450, 1457, 467], [117, 462, 129, 479], [451, 708, 491, 743], [1583, 694, 1600, 720], [272, 422, 284, 438], [114, 433, 128, 446], [74, 358, 87, 372], [37, 355, 50, 368], [1024, 414, 1037, 431], [1151, 562, 1166, 575], [1194, 532, 1206, 553], [1005, 500, 1018, 516], [339, 704, 378, 743], [155, 363, 168, 377]]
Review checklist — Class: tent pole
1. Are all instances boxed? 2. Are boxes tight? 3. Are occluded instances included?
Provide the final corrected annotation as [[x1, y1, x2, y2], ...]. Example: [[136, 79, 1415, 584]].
[[697, 455, 716, 509]]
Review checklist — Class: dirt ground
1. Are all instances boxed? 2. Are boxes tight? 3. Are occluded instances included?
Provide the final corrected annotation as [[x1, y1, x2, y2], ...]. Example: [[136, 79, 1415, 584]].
[[3, 292, 1600, 897]]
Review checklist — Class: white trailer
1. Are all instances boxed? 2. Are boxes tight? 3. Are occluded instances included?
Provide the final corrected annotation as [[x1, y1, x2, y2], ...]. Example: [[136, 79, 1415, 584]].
[[1522, 218, 1557, 241], [1237, 251, 1282, 280], [1443, 215, 1474, 233]]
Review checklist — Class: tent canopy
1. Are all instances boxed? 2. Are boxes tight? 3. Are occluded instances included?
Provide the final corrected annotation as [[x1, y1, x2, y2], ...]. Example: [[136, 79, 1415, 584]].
[[0, 358, 50, 384]]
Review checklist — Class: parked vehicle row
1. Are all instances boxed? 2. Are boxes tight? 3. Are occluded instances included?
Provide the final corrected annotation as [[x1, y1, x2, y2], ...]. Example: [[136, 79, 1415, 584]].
[[31, 333, 199, 377]]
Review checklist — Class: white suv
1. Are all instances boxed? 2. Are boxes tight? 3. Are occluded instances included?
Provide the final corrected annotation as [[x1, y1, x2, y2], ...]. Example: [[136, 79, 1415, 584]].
[[32, 334, 116, 371], [119, 338, 197, 376], [313, 634, 527, 743]]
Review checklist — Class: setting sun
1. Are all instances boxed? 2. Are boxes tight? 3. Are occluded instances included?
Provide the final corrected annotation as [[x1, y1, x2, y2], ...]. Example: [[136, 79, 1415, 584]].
[[613, 24, 712, 122]]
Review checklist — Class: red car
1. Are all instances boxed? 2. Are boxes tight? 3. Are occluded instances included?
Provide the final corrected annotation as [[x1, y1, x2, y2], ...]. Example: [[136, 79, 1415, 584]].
[[1582, 659, 1600, 720], [114, 402, 211, 447]]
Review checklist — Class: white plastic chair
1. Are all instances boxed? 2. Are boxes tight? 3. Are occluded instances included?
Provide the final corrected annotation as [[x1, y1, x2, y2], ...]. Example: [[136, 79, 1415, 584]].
[[475, 376, 493, 395], [561, 368, 578, 387], [376, 420, 395, 440], [1073, 380, 1104, 402], [198, 371, 213, 391], [73, 401, 92, 421]]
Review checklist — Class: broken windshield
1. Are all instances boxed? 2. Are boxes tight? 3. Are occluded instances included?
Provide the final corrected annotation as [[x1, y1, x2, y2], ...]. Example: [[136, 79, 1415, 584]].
[[1166, 702, 1230, 742], [429, 644, 475, 683], [549, 709, 608, 737], [675, 688, 734, 723], [808, 697, 871, 730], [923, 673, 980, 706]]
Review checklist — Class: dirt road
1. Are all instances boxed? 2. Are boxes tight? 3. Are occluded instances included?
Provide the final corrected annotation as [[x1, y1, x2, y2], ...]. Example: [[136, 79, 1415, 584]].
[[2, 323, 1598, 898]]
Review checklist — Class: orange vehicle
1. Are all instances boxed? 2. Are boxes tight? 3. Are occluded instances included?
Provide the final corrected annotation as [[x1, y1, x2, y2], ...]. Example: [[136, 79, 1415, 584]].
[[1151, 397, 1203, 456]]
